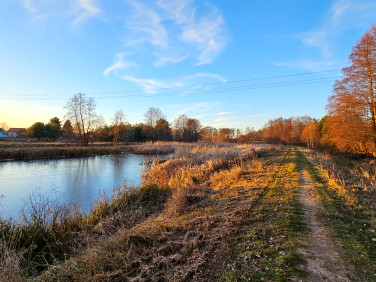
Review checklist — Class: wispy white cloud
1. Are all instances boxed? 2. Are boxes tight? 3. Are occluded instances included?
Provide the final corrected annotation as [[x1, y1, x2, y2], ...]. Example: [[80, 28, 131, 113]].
[[211, 116, 235, 128], [21, 0, 36, 13], [157, 0, 195, 24], [181, 8, 228, 65], [19, 0, 101, 24], [71, 0, 101, 25], [330, 0, 376, 29], [188, 73, 227, 82], [153, 53, 188, 67], [214, 117, 231, 123], [273, 60, 336, 72], [217, 112, 232, 115], [301, 30, 330, 57], [125, 1, 168, 47], [104, 53, 138, 76], [165, 101, 217, 117], [117, 74, 184, 93], [122, 0, 229, 66], [296, 0, 376, 58]]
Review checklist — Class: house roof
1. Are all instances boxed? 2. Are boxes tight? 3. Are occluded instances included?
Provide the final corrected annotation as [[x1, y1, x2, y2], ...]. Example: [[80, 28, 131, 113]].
[[8, 128, 26, 133], [0, 128, 8, 135]]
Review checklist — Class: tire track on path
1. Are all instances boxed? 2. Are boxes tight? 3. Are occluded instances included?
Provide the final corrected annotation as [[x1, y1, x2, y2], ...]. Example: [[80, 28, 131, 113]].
[[297, 167, 353, 281]]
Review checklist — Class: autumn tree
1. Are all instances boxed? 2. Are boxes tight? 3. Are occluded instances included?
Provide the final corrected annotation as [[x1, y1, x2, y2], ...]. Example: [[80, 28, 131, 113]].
[[300, 122, 321, 148], [155, 118, 172, 141], [199, 126, 217, 142], [64, 93, 100, 146], [327, 25, 376, 154], [62, 120, 75, 140]]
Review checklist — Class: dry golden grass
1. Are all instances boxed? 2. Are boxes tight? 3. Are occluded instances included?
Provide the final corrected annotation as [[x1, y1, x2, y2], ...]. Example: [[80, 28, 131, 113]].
[[302, 148, 376, 215]]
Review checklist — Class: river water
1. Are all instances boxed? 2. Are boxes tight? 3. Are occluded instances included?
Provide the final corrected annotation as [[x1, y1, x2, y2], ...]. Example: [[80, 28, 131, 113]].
[[0, 154, 163, 220]]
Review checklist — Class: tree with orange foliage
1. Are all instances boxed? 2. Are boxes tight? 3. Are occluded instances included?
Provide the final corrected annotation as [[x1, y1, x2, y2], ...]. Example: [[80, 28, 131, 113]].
[[327, 25, 376, 154], [300, 122, 321, 149]]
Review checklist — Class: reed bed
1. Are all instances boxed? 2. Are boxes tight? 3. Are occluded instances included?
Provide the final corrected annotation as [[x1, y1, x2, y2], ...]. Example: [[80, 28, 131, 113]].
[[302, 148, 376, 216], [0, 146, 124, 160], [142, 144, 258, 189], [0, 183, 169, 278]]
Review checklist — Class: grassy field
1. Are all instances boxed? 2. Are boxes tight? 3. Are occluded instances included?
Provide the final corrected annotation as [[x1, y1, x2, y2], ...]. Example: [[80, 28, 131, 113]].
[[1, 143, 376, 280]]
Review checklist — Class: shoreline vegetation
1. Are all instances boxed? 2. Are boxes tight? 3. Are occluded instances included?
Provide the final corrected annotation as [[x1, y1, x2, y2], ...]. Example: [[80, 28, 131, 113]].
[[0, 141, 181, 161], [1, 143, 376, 280], [0, 141, 266, 161]]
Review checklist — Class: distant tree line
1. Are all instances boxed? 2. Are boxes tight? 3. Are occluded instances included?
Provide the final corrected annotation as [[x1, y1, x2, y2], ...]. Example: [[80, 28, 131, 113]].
[[24, 24, 376, 156], [27, 117, 63, 141]]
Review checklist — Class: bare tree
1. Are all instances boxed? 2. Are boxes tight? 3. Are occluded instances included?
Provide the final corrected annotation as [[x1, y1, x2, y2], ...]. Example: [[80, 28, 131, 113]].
[[64, 93, 99, 146], [112, 110, 126, 147], [144, 107, 164, 127], [173, 114, 188, 141]]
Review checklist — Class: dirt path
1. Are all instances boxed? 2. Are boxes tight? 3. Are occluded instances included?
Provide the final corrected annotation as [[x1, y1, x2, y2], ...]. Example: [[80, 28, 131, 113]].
[[297, 169, 353, 281]]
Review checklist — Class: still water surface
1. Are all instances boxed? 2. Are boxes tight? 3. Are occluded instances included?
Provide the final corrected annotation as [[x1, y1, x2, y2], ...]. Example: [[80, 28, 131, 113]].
[[0, 154, 163, 219]]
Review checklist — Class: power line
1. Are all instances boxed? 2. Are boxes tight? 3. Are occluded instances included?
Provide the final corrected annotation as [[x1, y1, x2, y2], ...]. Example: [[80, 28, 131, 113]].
[[88, 69, 341, 95], [0, 74, 339, 101]]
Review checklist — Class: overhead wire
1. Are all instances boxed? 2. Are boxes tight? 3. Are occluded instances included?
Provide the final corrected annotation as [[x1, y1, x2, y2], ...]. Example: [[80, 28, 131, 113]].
[[0, 69, 341, 100]]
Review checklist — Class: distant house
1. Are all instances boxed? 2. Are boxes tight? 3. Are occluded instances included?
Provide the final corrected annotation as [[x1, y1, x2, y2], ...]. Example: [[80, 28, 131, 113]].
[[7, 128, 27, 138], [0, 128, 8, 138]]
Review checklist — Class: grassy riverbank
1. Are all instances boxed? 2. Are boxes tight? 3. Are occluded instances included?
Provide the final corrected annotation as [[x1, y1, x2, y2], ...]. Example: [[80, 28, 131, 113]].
[[2, 144, 376, 280]]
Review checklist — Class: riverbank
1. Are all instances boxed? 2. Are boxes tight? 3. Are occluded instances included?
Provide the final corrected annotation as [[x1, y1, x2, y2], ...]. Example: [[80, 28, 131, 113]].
[[2, 144, 374, 280]]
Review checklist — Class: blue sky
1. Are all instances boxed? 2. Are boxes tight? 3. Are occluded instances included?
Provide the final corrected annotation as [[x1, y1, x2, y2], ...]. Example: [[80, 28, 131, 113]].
[[1, 0, 376, 130]]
